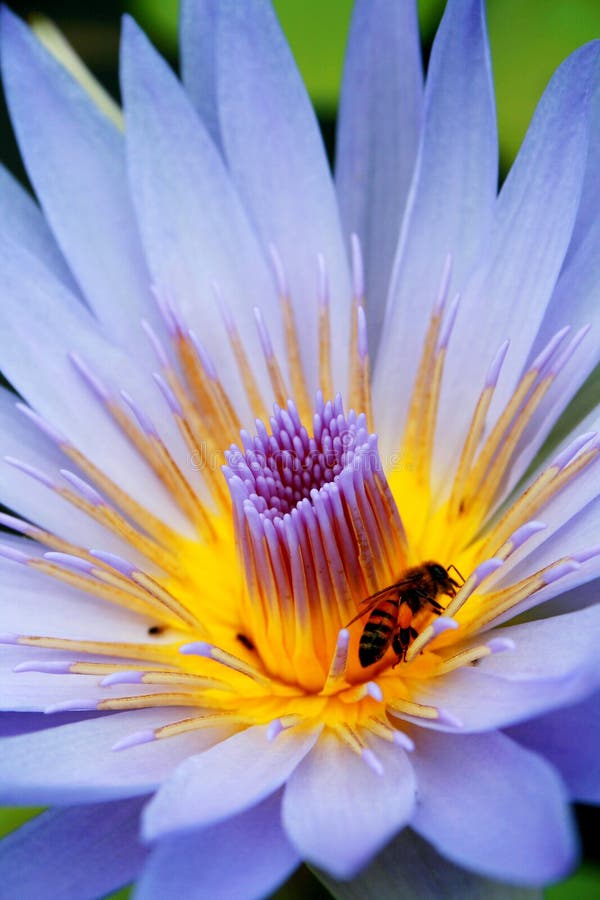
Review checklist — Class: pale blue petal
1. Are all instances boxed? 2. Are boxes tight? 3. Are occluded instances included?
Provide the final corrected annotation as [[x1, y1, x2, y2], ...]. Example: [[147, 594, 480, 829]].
[[335, 0, 423, 354], [0, 164, 76, 292], [508, 690, 600, 804], [475, 605, 600, 684], [411, 730, 576, 885], [120, 16, 281, 422], [406, 606, 600, 731], [524, 575, 600, 620], [1, 641, 186, 712], [493, 224, 600, 497], [1, 645, 134, 712], [282, 732, 416, 879], [566, 72, 600, 256], [0, 710, 106, 737], [0, 797, 147, 900], [488, 492, 600, 623], [179, 0, 221, 149], [135, 792, 299, 900], [215, 0, 352, 393], [0, 710, 236, 805], [0, 9, 163, 361], [434, 41, 600, 483], [142, 724, 318, 841], [374, 0, 497, 452], [0, 539, 153, 646], [410, 667, 595, 735], [0, 386, 141, 553], [0, 241, 190, 532]]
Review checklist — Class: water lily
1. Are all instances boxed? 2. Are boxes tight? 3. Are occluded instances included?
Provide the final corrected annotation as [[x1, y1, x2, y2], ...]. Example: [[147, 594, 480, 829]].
[[0, 0, 599, 898]]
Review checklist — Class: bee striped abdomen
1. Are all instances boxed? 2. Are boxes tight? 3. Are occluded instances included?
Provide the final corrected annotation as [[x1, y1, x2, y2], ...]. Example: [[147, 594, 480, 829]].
[[349, 561, 459, 669], [358, 597, 399, 667]]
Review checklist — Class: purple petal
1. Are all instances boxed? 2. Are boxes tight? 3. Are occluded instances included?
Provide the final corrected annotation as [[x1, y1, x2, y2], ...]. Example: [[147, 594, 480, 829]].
[[411, 730, 576, 885], [375, 0, 497, 451], [434, 41, 600, 482], [507, 689, 600, 804], [0, 709, 236, 804], [316, 827, 544, 900], [214, 0, 352, 395], [0, 796, 148, 900], [136, 791, 299, 900], [142, 724, 319, 841], [282, 732, 416, 879], [335, 0, 423, 353]]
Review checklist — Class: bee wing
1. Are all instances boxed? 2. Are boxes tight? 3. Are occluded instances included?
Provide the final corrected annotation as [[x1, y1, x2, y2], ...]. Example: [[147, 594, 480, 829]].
[[357, 574, 423, 606], [345, 582, 409, 627]]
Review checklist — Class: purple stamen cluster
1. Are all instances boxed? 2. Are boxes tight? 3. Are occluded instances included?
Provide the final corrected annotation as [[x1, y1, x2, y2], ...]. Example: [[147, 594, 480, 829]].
[[223, 393, 372, 521]]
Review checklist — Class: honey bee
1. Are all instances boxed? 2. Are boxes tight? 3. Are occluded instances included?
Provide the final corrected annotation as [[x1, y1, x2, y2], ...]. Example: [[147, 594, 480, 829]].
[[347, 562, 463, 668]]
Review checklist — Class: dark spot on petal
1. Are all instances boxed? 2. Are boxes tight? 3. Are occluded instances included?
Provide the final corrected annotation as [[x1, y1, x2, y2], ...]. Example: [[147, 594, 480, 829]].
[[236, 633, 255, 651]]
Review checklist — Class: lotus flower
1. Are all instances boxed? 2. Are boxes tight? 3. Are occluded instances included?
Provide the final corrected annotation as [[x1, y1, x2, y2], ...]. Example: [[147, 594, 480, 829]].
[[0, 1, 599, 898]]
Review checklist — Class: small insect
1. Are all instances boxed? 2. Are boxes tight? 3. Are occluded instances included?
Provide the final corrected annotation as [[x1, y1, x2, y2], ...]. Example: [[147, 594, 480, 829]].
[[347, 562, 463, 668]]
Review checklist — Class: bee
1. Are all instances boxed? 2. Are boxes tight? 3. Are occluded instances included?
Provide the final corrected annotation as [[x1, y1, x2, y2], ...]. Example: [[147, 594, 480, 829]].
[[347, 562, 463, 668]]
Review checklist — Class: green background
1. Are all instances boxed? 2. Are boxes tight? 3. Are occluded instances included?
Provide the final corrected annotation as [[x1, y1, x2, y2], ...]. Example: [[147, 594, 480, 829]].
[[1, 1, 599, 897]]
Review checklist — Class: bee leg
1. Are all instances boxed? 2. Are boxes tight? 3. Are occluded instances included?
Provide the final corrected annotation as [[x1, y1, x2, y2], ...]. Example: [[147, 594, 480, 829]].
[[391, 627, 412, 665]]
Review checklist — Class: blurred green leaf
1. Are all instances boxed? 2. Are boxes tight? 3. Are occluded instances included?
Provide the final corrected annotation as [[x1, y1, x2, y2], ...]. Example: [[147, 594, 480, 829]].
[[128, 0, 179, 51], [127, 0, 600, 169], [546, 865, 600, 899], [272, 0, 352, 114], [487, 0, 600, 166], [105, 887, 132, 900], [0, 806, 43, 839]]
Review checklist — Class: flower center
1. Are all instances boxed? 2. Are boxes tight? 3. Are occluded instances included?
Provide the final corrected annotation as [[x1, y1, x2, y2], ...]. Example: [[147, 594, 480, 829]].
[[222, 394, 408, 691], [2, 242, 599, 768]]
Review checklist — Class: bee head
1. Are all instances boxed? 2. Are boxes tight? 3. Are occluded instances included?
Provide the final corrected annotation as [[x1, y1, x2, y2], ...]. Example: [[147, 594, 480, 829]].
[[426, 562, 459, 596]]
